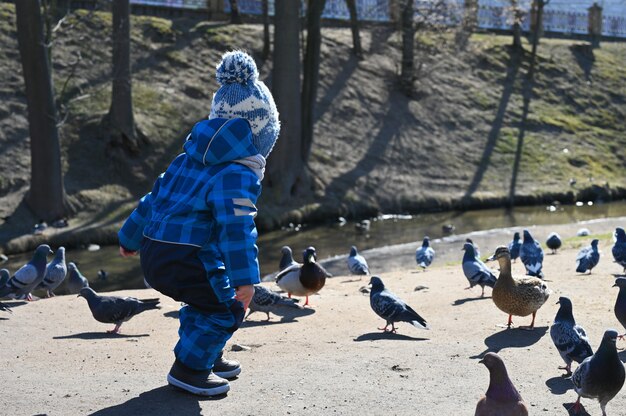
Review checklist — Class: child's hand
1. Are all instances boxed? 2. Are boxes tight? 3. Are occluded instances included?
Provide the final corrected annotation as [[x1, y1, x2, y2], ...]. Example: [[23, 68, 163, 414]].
[[119, 246, 138, 257], [235, 285, 255, 310]]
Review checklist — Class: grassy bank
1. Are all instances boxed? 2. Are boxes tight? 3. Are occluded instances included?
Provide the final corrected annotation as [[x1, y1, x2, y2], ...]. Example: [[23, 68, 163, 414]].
[[0, 5, 625, 249]]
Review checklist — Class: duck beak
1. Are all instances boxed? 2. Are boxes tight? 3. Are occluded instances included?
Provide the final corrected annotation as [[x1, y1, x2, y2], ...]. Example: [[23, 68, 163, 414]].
[[556, 300, 560, 304], [478, 358, 484, 364], [613, 283, 618, 287], [308, 254, 316, 263], [485, 254, 495, 262]]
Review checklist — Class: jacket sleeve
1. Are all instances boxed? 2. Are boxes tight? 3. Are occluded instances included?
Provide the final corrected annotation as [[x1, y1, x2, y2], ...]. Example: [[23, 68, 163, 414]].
[[118, 174, 162, 251], [207, 167, 262, 288]]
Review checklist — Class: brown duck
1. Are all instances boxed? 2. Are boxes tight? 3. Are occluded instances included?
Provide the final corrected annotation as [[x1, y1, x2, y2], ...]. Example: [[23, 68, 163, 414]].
[[492, 246, 551, 329], [275, 246, 332, 307]]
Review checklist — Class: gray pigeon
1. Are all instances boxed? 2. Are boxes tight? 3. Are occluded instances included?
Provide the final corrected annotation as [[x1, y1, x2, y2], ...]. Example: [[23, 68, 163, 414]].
[[78, 287, 160, 333], [0, 244, 52, 301], [279, 246, 300, 271], [66, 262, 89, 294], [550, 297, 593, 376], [612, 278, 626, 338], [369, 276, 429, 333], [576, 239, 600, 274], [347, 246, 369, 276], [415, 237, 435, 270], [520, 229, 544, 278], [37, 246, 67, 297], [0, 268, 9, 288], [246, 285, 302, 321], [462, 242, 496, 297], [571, 329, 625, 416], [546, 232, 562, 254], [613, 227, 626, 273]]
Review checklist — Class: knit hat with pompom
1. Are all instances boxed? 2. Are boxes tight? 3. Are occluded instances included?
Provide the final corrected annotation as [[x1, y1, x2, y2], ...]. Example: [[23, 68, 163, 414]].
[[209, 50, 280, 158]]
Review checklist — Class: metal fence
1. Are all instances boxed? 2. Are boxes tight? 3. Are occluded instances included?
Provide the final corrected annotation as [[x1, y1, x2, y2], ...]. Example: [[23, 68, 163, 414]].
[[126, 0, 626, 38]]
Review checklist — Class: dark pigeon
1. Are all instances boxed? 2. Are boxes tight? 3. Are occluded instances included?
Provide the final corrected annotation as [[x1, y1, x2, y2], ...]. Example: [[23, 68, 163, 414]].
[[415, 237, 435, 270], [279, 246, 300, 272], [612, 278, 626, 338], [462, 242, 496, 297], [520, 229, 544, 278], [66, 262, 89, 294], [466, 238, 481, 259], [347, 246, 369, 276], [37, 247, 67, 297], [509, 232, 522, 262], [576, 239, 600, 274], [246, 285, 302, 321], [612, 227, 626, 273], [571, 329, 625, 416], [369, 276, 429, 333], [0, 268, 9, 288], [78, 287, 160, 333], [550, 297, 593, 376], [546, 232, 562, 254], [0, 244, 52, 301], [475, 352, 528, 416]]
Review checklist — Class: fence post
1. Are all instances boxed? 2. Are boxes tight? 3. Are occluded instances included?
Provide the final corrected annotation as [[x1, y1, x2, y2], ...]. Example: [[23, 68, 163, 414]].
[[588, 2, 602, 47]]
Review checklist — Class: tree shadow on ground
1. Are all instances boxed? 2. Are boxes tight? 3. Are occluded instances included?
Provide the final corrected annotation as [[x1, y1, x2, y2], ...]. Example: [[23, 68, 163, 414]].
[[546, 375, 574, 395], [462, 47, 522, 200], [570, 43, 595, 83], [88, 385, 225, 416], [354, 332, 428, 342], [562, 402, 591, 416], [470, 326, 548, 359], [54, 332, 150, 340], [452, 296, 491, 306]]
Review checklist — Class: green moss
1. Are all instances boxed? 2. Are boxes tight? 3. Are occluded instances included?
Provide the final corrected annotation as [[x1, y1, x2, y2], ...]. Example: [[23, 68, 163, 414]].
[[133, 82, 175, 118]]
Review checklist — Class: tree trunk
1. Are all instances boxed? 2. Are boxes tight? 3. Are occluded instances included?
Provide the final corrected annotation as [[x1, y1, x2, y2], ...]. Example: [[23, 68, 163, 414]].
[[230, 0, 242, 24], [15, 0, 71, 221], [301, 0, 326, 164], [400, 0, 415, 94], [106, 0, 140, 154], [266, 0, 303, 201], [345, 0, 362, 57], [262, 0, 270, 60], [511, 0, 523, 49], [455, 0, 477, 50]]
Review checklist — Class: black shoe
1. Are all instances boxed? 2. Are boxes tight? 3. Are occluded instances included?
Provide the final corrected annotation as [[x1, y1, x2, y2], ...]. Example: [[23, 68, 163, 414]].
[[213, 351, 241, 379], [167, 360, 230, 396]]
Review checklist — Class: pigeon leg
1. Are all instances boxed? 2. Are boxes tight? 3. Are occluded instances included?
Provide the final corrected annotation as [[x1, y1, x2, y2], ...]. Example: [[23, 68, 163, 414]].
[[390, 323, 397, 333], [26, 293, 33, 302], [244, 309, 253, 321], [507, 314, 513, 328], [107, 324, 122, 334], [265, 312, 271, 321], [570, 396, 582, 414], [480, 286, 485, 297], [287, 293, 292, 299], [46, 291, 55, 298], [378, 323, 390, 332], [558, 363, 572, 377], [303, 296, 311, 307]]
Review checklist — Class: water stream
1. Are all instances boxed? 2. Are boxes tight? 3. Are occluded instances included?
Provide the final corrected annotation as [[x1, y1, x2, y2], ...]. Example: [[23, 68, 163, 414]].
[[3, 200, 626, 295]]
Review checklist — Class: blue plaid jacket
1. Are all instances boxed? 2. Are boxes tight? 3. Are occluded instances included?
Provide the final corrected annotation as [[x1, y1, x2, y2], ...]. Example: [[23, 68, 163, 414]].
[[118, 118, 262, 288]]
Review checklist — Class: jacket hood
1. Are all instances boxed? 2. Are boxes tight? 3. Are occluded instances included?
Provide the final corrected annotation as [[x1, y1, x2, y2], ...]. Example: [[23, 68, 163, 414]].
[[184, 118, 259, 166]]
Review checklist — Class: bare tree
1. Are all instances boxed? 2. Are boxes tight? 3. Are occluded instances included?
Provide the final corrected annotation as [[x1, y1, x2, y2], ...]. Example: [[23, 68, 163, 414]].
[[345, 0, 362, 57], [266, 0, 304, 200], [399, 0, 415, 93], [15, 0, 72, 221], [509, 0, 526, 49], [301, 0, 327, 164], [262, 0, 270, 59], [229, 0, 242, 24], [455, 0, 478, 50], [105, 0, 143, 155]]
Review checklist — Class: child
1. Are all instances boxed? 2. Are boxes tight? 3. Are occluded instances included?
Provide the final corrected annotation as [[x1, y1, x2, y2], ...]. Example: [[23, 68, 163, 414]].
[[118, 50, 279, 396]]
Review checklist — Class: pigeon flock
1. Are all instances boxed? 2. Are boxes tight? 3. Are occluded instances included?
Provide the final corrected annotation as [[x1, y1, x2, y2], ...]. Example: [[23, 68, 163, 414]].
[[3, 225, 626, 414], [0, 244, 159, 333]]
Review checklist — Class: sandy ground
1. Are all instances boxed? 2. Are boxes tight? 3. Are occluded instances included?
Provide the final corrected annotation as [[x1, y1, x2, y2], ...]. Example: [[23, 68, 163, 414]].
[[2, 244, 626, 416]]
